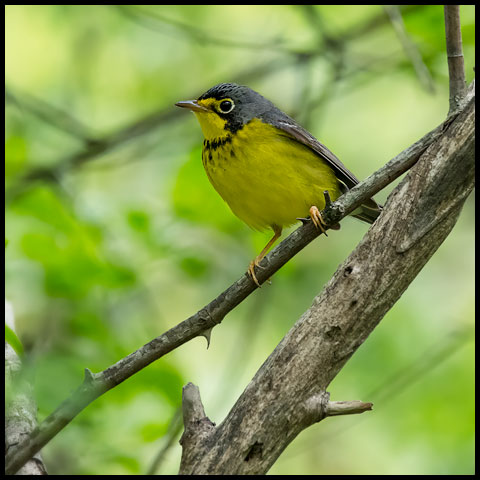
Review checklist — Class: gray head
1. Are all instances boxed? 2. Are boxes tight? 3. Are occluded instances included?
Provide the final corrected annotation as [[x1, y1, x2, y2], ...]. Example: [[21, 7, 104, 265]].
[[176, 83, 281, 135]]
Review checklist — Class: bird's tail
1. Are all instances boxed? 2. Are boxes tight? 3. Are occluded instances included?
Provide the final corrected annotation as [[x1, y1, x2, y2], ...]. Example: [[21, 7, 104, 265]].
[[352, 198, 383, 225]]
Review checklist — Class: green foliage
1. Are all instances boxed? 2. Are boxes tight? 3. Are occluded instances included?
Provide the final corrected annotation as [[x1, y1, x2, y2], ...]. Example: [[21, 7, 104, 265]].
[[15, 187, 135, 298], [5, 135, 27, 177], [127, 210, 151, 233], [5, 4, 475, 476], [5, 324, 24, 357]]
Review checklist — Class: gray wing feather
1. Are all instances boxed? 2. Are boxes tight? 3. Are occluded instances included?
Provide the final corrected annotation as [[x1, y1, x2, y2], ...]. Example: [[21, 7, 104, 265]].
[[273, 119, 381, 212], [275, 119, 360, 188]]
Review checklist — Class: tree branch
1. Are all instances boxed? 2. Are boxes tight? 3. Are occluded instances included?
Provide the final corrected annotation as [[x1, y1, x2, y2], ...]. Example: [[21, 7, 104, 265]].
[[5, 86, 95, 142], [5, 301, 48, 475], [178, 384, 372, 473], [444, 5, 467, 115], [384, 5, 434, 92], [178, 84, 475, 475], [5, 80, 474, 474]]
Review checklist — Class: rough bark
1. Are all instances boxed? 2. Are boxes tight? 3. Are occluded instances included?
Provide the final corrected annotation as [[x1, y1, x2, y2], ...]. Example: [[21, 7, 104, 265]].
[[179, 87, 475, 475], [5, 101, 446, 476]]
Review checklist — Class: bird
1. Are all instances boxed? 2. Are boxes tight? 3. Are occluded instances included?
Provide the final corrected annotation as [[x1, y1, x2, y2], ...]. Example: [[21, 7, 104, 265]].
[[176, 83, 381, 286]]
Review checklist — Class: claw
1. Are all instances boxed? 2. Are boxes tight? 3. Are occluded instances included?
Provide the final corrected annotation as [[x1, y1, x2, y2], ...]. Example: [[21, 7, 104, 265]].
[[248, 260, 262, 288], [309, 206, 328, 236]]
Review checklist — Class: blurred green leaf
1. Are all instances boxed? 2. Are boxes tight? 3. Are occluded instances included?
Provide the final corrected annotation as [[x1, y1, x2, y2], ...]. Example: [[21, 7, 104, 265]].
[[5, 134, 27, 177], [139, 422, 167, 442], [5, 324, 24, 357], [134, 361, 184, 407], [13, 186, 77, 233], [178, 255, 209, 278], [20, 232, 135, 298], [127, 210, 151, 233], [108, 454, 140, 473]]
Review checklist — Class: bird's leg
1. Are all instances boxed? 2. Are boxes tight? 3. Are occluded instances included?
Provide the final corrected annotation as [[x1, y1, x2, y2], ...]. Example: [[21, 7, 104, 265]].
[[248, 225, 282, 287], [309, 205, 328, 236]]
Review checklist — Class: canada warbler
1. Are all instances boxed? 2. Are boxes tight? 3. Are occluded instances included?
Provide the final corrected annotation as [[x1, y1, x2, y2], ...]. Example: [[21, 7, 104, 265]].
[[176, 83, 381, 286]]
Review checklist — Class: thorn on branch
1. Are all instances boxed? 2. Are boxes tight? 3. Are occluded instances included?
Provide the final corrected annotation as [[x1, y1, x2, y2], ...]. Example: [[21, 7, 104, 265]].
[[199, 327, 213, 349], [83, 368, 96, 385]]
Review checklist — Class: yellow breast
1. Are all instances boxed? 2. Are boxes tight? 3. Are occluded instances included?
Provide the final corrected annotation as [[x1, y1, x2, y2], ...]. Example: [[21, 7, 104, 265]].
[[201, 118, 341, 231]]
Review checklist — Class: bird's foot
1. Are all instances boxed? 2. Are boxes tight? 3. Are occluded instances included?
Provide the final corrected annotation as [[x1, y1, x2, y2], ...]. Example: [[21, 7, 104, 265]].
[[309, 205, 328, 236], [247, 258, 263, 288]]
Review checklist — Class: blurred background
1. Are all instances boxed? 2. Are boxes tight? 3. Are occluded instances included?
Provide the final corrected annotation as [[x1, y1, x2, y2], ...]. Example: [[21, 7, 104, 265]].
[[5, 5, 475, 475]]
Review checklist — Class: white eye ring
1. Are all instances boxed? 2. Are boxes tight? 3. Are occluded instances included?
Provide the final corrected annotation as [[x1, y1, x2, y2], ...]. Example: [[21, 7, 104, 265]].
[[218, 99, 235, 113]]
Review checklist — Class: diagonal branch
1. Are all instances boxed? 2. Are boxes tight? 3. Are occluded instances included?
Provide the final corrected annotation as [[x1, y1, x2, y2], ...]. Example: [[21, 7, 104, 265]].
[[5, 86, 95, 141], [6, 82, 469, 473], [178, 83, 475, 475]]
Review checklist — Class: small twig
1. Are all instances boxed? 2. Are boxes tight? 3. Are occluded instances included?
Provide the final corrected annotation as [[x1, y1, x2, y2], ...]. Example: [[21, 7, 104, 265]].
[[146, 408, 183, 475], [444, 5, 467, 115], [283, 327, 472, 462], [384, 5, 434, 93], [325, 400, 373, 416], [117, 5, 291, 54], [303, 392, 372, 423], [5, 86, 96, 141]]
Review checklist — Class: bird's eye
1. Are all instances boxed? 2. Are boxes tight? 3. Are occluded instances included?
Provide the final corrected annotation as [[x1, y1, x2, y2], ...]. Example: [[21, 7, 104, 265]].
[[218, 99, 234, 113]]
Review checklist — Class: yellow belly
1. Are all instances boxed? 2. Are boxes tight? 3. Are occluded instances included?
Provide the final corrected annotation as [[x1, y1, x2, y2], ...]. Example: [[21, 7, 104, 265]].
[[202, 119, 341, 231]]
